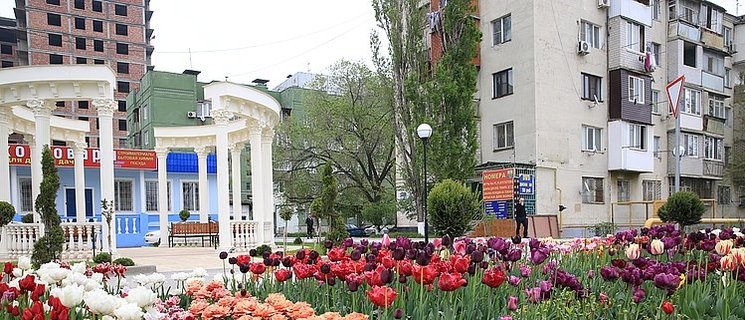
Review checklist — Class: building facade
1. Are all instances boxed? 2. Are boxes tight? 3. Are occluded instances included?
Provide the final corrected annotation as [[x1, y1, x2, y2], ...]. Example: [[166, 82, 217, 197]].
[[13, 0, 154, 149]]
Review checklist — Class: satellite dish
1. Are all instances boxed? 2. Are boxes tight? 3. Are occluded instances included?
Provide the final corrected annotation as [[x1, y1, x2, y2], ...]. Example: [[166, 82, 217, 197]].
[[671, 145, 686, 157]]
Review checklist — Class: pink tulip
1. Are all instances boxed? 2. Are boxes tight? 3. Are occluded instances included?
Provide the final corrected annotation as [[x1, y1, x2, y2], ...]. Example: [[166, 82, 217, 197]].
[[507, 296, 518, 311], [650, 239, 664, 255], [433, 238, 442, 248], [382, 234, 391, 247], [625, 244, 640, 260]]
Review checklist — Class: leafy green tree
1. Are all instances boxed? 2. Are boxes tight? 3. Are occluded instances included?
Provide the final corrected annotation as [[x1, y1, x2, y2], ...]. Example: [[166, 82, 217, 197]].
[[427, 179, 482, 237], [0, 201, 15, 227], [372, 0, 481, 225], [360, 191, 396, 232], [311, 163, 348, 242], [279, 206, 294, 253], [658, 191, 705, 227], [32, 146, 65, 265]]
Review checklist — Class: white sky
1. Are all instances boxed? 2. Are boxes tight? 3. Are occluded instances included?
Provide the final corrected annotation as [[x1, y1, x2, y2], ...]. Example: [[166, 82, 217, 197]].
[[0, 0, 740, 88]]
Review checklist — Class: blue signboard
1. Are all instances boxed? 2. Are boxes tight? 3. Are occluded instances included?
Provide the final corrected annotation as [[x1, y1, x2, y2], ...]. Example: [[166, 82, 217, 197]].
[[484, 200, 509, 219], [518, 174, 534, 195]]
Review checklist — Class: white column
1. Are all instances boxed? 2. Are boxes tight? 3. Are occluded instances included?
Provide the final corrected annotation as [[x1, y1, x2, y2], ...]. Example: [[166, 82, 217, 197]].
[[249, 125, 264, 245], [28, 99, 55, 218], [213, 109, 233, 250], [0, 109, 10, 202], [72, 141, 87, 223], [261, 128, 275, 245], [230, 143, 243, 221], [10, 166, 18, 212], [138, 171, 146, 213], [94, 99, 117, 251], [195, 146, 210, 223], [155, 147, 169, 247]]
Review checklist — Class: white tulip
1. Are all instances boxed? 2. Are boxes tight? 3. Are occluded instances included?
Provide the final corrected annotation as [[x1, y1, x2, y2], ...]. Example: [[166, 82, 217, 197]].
[[83, 279, 102, 291], [62, 273, 88, 288], [90, 272, 104, 283], [170, 272, 188, 282], [125, 286, 156, 308], [71, 262, 87, 274], [84, 289, 122, 315], [51, 284, 84, 308], [114, 303, 144, 320], [12, 268, 23, 278], [190, 267, 207, 278], [17, 256, 31, 270]]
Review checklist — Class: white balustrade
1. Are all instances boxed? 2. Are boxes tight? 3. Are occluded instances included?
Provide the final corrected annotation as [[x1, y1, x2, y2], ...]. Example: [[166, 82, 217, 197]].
[[115, 216, 139, 235], [59, 222, 103, 260], [231, 221, 258, 251], [2, 223, 41, 259]]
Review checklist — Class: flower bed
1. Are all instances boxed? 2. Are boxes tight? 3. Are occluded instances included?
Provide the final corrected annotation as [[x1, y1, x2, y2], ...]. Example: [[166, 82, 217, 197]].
[[0, 225, 743, 319]]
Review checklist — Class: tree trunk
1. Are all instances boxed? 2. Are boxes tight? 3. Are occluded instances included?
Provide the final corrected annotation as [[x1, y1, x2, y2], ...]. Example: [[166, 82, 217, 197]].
[[283, 220, 288, 255]]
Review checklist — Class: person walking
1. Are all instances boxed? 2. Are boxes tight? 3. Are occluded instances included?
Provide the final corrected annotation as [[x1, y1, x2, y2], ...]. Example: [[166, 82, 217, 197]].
[[514, 198, 528, 238], [305, 214, 315, 239]]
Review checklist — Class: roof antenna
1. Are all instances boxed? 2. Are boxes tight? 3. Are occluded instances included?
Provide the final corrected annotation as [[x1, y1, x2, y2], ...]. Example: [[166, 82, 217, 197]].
[[188, 48, 193, 69], [224, 76, 229, 82], [307, 62, 311, 72]]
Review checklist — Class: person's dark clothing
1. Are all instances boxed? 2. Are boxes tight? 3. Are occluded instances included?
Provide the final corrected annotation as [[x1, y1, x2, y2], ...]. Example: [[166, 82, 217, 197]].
[[514, 203, 528, 238], [305, 216, 315, 239]]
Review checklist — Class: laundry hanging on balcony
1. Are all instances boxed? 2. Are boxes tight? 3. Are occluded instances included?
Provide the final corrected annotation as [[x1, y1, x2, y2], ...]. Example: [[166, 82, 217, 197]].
[[644, 51, 657, 73]]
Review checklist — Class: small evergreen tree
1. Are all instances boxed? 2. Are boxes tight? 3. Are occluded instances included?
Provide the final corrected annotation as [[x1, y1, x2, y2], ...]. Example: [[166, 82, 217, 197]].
[[32, 146, 65, 265], [427, 179, 482, 237], [657, 191, 705, 227], [0, 201, 15, 227], [311, 163, 348, 243]]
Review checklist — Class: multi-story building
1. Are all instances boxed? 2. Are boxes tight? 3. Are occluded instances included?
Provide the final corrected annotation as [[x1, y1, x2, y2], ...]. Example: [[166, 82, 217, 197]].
[[421, 0, 741, 236], [0, 17, 19, 68], [13, 0, 154, 148]]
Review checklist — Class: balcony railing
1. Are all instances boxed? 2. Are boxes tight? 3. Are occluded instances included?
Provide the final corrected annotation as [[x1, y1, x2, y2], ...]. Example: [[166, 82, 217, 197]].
[[703, 160, 724, 177]]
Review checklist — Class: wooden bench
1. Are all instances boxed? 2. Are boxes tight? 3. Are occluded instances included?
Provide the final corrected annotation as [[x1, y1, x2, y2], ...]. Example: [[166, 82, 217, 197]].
[[168, 222, 218, 248]]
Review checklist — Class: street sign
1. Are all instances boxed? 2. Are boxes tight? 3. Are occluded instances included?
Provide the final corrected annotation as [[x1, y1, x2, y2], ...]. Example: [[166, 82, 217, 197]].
[[518, 174, 534, 195], [484, 200, 509, 219], [666, 75, 685, 118]]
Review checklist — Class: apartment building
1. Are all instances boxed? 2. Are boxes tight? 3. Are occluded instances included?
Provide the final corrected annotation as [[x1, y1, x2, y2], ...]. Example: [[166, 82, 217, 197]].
[[13, 0, 154, 148], [0, 17, 19, 68], [423, 0, 740, 236]]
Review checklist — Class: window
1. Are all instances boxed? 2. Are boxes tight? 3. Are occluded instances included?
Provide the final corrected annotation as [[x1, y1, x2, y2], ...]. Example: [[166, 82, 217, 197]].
[[718, 186, 731, 205], [628, 76, 644, 103], [708, 95, 725, 119], [75, 37, 86, 50], [643, 180, 662, 201], [628, 124, 646, 149], [582, 177, 604, 204], [78, 101, 89, 109], [492, 68, 513, 98], [725, 68, 731, 88], [115, 24, 128, 36], [491, 14, 511, 45], [683, 42, 696, 67], [684, 134, 699, 157], [581, 21, 602, 49], [652, 0, 661, 20], [49, 54, 63, 64], [143, 130, 149, 146], [651, 90, 660, 114], [115, 4, 127, 16], [680, 6, 696, 24], [76, 57, 86, 64], [682, 88, 700, 115], [0, 45, 11, 55], [93, 20, 103, 32], [1, 61, 13, 68], [118, 100, 127, 112], [114, 180, 133, 211], [145, 181, 172, 211], [582, 125, 602, 152], [77, 116, 88, 121], [182, 182, 200, 211], [56, 101, 65, 107], [47, 13, 61, 26], [116, 43, 128, 55], [47, 0, 60, 5], [119, 139, 128, 148], [96, 118, 99, 129], [94, 40, 103, 52], [48, 33, 62, 46], [704, 51, 724, 76], [74, 0, 84, 9], [702, 4, 721, 33], [626, 21, 645, 52], [724, 27, 733, 50], [143, 105, 149, 121], [93, 59, 104, 65], [493, 121, 514, 150], [117, 62, 129, 74], [617, 180, 630, 202], [651, 42, 661, 65], [92, 0, 102, 12], [118, 119, 127, 131], [117, 81, 130, 93], [581, 73, 601, 101], [75, 17, 85, 30], [704, 136, 723, 160], [653, 136, 661, 157], [19, 178, 32, 212]]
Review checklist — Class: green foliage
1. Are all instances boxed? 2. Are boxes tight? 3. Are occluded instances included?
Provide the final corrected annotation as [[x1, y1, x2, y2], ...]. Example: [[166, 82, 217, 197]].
[[279, 207, 294, 222], [427, 179, 482, 237], [179, 209, 191, 222], [293, 237, 303, 245], [21, 213, 34, 223], [0, 201, 15, 227], [255, 244, 272, 257], [113, 257, 135, 266], [93, 252, 112, 264], [658, 191, 705, 227], [729, 148, 745, 187], [590, 222, 616, 237], [32, 146, 64, 265], [360, 192, 396, 231], [311, 163, 348, 243]]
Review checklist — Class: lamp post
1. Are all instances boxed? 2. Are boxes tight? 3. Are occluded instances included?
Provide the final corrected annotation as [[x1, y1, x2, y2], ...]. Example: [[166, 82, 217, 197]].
[[417, 123, 433, 243]]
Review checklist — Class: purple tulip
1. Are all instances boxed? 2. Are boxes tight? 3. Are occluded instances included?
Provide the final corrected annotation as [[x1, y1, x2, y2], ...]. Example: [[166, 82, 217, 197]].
[[653, 273, 681, 295], [530, 248, 549, 265], [506, 249, 522, 262], [586, 270, 595, 279], [394, 309, 404, 319], [600, 266, 619, 281], [525, 287, 542, 303], [539, 280, 553, 292], [519, 265, 532, 278], [632, 287, 646, 303], [507, 296, 518, 311], [508, 275, 521, 286]]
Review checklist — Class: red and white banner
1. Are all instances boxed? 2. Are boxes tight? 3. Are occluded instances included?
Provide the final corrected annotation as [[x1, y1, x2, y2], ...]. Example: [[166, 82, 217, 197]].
[[7, 145, 157, 170]]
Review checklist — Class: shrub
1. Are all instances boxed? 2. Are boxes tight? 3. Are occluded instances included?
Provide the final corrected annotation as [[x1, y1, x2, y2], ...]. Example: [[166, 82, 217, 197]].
[[255, 244, 272, 257], [658, 191, 705, 227], [427, 179, 482, 238], [32, 146, 64, 266], [293, 237, 303, 245], [591, 222, 616, 237], [0, 201, 15, 227], [22, 213, 34, 223], [93, 252, 112, 263], [113, 257, 135, 266], [179, 210, 191, 222]]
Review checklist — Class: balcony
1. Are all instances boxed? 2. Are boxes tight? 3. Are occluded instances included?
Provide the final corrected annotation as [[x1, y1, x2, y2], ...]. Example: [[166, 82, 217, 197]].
[[703, 160, 724, 178], [608, 121, 654, 173], [700, 28, 724, 52], [703, 115, 725, 136], [610, 0, 652, 26], [668, 21, 700, 42], [701, 71, 724, 93]]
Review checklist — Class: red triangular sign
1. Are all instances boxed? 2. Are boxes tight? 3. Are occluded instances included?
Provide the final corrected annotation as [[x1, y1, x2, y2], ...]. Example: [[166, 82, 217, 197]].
[[666, 75, 685, 118]]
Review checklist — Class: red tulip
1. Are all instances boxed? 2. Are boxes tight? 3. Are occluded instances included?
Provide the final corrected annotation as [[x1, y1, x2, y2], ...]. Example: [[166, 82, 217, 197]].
[[235, 255, 251, 267], [381, 255, 395, 269], [293, 263, 317, 280], [481, 268, 506, 288], [397, 260, 413, 276], [249, 262, 266, 275], [367, 285, 397, 308], [4, 262, 13, 275], [452, 256, 470, 274], [662, 300, 674, 315], [274, 269, 292, 282], [19, 275, 36, 294], [327, 248, 346, 262], [31, 283, 45, 302], [437, 272, 467, 291], [412, 265, 438, 285]]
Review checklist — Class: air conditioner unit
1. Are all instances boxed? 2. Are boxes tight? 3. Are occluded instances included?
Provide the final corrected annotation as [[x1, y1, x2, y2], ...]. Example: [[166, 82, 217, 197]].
[[578, 41, 591, 55], [597, 0, 609, 8], [186, 111, 197, 118]]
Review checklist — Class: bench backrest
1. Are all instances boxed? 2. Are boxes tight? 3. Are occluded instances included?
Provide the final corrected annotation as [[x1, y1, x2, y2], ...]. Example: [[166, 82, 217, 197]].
[[171, 222, 218, 235]]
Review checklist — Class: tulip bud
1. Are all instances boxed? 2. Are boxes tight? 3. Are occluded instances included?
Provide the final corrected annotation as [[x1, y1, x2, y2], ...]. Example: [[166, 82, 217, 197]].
[[398, 274, 408, 284], [324, 240, 334, 249], [296, 250, 306, 260], [348, 280, 359, 292], [309, 250, 319, 260], [471, 250, 484, 263], [320, 264, 331, 274], [394, 308, 404, 319], [393, 248, 405, 261], [480, 261, 489, 269], [350, 249, 362, 261], [249, 249, 257, 257], [442, 235, 452, 247], [512, 236, 522, 245], [262, 251, 271, 260], [467, 263, 476, 276], [507, 296, 518, 311], [326, 277, 336, 286], [228, 257, 237, 265], [282, 257, 293, 268], [239, 265, 249, 274], [219, 251, 228, 260]]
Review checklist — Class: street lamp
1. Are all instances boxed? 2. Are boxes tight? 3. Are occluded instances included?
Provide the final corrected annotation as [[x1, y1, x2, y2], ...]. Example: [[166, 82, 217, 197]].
[[417, 123, 433, 243]]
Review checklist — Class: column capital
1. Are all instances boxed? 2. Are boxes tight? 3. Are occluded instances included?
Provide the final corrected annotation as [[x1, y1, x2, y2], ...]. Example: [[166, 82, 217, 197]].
[[72, 140, 87, 153], [93, 99, 117, 117], [24, 134, 35, 146], [194, 146, 211, 157], [155, 147, 169, 158], [0, 108, 10, 124], [261, 127, 275, 140], [212, 108, 233, 125], [248, 126, 262, 139], [229, 142, 244, 153], [27, 99, 55, 117]]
